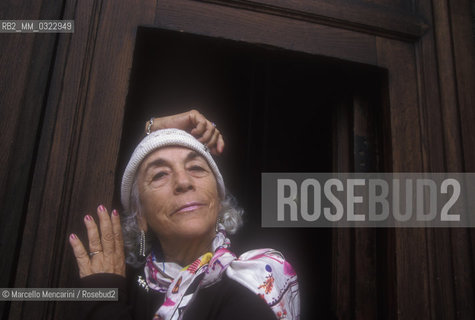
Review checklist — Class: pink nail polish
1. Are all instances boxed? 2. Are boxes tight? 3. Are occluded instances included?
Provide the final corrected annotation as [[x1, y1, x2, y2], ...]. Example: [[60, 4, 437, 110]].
[[85, 215, 92, 221], [70, 233, 77, 240], [98, 205, 105, 212], [112, 209, 118, 216]]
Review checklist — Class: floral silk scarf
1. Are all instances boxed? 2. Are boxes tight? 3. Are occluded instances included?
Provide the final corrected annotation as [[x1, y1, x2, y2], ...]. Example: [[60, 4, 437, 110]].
[[144, 226, 300, 320]]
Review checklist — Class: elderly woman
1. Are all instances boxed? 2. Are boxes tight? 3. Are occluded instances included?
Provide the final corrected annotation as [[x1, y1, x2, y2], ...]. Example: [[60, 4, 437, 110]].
[[69, 110, 300, 319]]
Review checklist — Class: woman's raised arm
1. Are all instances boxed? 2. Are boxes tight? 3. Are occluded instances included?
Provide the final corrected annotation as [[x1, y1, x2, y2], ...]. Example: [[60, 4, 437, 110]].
[[145, 109, 225, 155]]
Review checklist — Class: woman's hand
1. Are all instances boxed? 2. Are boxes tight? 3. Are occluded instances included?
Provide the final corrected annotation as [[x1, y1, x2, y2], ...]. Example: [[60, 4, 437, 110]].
[[69, 205, 126, 278], [145, 109, 225, 155]]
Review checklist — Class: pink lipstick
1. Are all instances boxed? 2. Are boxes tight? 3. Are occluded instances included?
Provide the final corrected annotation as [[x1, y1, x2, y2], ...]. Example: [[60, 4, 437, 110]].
[[174, 202, 204, 214]]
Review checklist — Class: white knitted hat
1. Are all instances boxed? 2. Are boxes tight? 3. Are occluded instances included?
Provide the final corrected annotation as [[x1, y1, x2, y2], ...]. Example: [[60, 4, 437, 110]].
[[121, 128, 225, 212]]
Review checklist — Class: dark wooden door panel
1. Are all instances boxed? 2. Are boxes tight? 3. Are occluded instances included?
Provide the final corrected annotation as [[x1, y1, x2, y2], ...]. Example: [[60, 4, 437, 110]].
[[158, 0, 379, 66], [199, 0, 427, 40], [8, 0, 157, 319], [0, 1, 65, 319], [376, 38, 423, 171]]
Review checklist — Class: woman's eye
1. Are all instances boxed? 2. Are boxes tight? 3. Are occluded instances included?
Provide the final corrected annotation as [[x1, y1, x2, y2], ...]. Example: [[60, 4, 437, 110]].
[[189, 165, 205, 171], [152, 172, 167, 181]]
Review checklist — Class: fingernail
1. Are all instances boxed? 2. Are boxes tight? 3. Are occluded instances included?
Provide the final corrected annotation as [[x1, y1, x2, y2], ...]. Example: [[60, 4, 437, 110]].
[[112, 209, 118, 216], [85, 215, 93, 221], [98, 205, 105, 212], [70, 233, 77, 240]]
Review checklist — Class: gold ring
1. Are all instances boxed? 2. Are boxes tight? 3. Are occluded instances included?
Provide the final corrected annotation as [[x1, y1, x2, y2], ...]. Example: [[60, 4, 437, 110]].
[[89, 250, 102, 257], [146, 118, 154, 135]]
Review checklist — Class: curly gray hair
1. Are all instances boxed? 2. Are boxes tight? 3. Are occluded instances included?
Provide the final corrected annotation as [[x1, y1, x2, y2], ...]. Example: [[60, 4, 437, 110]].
[[121, 178, 243, 267]]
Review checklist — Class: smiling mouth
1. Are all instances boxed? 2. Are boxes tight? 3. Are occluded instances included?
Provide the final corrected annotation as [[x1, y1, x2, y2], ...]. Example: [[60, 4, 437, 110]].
[[173, 202, 205, 215]]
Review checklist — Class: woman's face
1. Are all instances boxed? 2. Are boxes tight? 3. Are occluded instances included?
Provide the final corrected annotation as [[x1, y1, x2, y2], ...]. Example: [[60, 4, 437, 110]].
[[136, 146, 220, 243]]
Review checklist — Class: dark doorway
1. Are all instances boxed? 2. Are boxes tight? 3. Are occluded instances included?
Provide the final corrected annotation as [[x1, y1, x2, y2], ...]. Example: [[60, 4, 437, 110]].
[[117, 27, 385, 319]]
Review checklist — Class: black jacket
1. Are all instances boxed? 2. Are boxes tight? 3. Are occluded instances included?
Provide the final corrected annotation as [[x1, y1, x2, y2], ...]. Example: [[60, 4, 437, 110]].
[[79, 266, 277, 320]]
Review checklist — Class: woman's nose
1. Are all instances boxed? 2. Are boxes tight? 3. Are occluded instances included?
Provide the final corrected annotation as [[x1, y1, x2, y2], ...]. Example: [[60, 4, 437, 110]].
[[173, 169, 194, 194]]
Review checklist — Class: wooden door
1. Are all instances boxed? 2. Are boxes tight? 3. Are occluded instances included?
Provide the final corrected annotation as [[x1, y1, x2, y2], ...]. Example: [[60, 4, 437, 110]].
[[1, 0, 474, 319]]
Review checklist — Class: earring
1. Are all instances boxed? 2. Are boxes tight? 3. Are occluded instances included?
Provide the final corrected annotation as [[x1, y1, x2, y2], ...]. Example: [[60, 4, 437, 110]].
[[139, 230, 146, 257], [215, 217, 223, 233]]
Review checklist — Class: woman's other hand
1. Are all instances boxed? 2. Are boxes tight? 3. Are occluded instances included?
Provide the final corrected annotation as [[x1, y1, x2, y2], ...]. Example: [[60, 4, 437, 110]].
[[69, 205, 126, 278], [145, 109, 225, 155]]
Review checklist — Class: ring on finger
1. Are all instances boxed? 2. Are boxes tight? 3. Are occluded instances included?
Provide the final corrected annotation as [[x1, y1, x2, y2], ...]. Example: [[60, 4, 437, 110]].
[[89, 250, 103, 257], [146, 118, 154, 135]]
